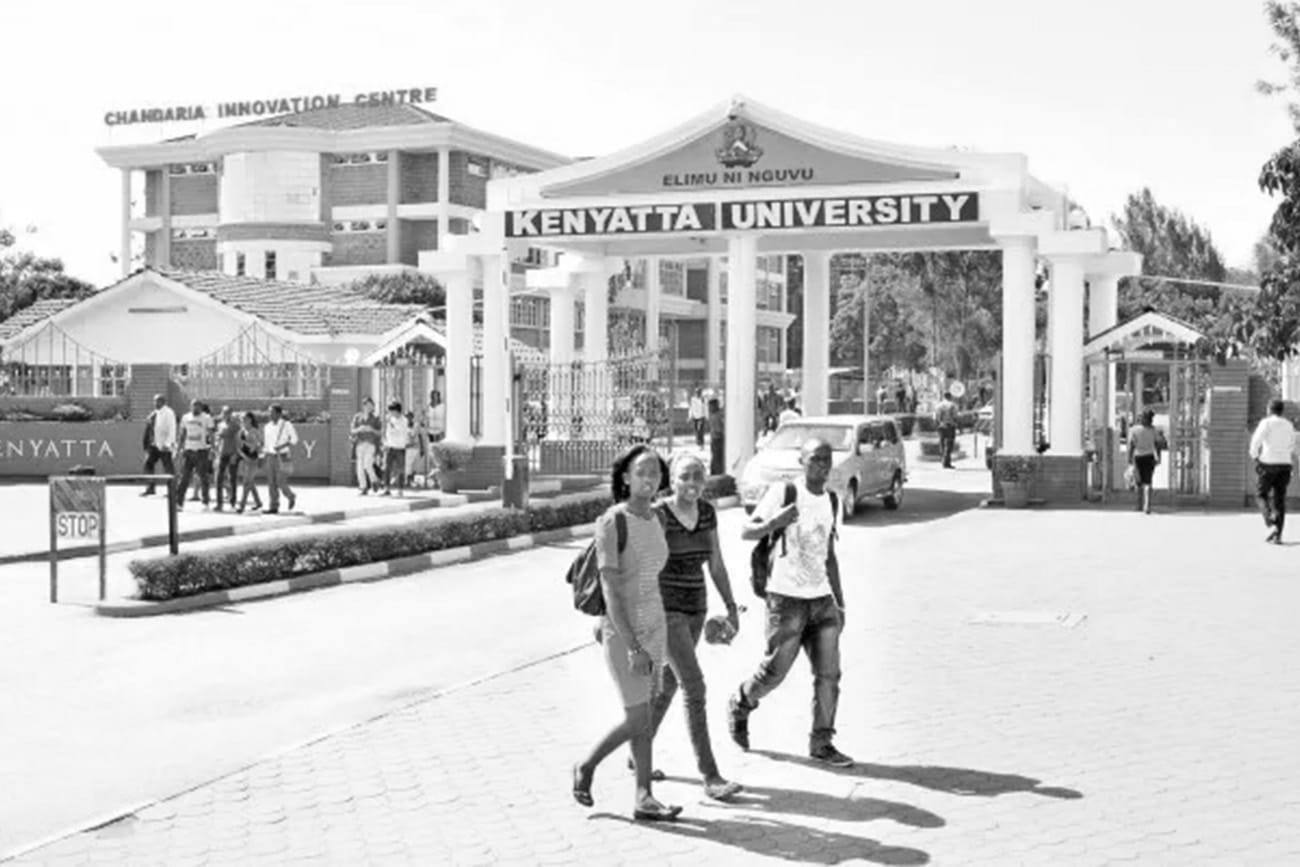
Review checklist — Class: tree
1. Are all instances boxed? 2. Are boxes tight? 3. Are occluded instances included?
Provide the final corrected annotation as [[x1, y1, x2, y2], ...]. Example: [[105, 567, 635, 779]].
[[1258, 1, 1300, 132], [346, 270, 445, 309], [0, 227, 97, 323], [1109, 187, 1230, 331]]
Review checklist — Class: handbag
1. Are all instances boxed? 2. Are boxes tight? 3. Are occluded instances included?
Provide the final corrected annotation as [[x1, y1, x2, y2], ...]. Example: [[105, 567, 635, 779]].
[[1123, 464, 1136, 490]]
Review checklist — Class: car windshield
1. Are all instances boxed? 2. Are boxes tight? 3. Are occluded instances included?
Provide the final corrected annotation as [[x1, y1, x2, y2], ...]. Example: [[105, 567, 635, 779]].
[[764, 424, 854, 451]]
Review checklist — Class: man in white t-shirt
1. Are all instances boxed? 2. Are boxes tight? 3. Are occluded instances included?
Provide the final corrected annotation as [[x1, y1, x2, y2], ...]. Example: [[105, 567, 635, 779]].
[[728, 438, 852, 767]]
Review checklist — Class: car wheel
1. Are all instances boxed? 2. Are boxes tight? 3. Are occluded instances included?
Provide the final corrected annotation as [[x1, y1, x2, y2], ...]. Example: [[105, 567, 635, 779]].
[[842, 481, 857, 522], [883, 472, 903, 510]]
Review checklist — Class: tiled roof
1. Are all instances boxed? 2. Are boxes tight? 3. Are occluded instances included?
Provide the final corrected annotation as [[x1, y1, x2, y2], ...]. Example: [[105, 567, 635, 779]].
[[0, 298, 79, 340], [236, 104, 450, 132], [155, 269, 426, 336]]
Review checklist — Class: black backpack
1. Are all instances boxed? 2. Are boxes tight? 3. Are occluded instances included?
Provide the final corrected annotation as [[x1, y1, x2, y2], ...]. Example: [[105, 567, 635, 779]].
[[749, 482, 838, 599], [566, 510, 627, 616]]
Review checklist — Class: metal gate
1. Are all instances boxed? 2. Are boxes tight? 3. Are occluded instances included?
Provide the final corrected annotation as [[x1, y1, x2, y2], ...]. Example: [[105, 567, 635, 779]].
[[516, 351, 671, 475], [1166, 356, 1211, 498]]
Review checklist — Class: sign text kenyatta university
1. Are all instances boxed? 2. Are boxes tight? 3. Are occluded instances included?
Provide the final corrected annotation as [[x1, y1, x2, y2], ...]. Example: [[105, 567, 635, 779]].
[[507, 192, 979, 237]]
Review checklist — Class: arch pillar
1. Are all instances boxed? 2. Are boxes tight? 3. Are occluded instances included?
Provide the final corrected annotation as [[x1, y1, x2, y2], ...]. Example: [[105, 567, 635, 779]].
[[801, 250, 831, 416], [418, 250, 474, 443], [724, 234, 759, 474]]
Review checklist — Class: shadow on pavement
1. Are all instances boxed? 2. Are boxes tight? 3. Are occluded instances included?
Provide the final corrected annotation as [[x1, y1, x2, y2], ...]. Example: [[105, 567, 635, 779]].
[[845, 488, 987, 528], [658, 777, 944, 827], [590, 812, 930, 865], [750, 751, 1082, 800]]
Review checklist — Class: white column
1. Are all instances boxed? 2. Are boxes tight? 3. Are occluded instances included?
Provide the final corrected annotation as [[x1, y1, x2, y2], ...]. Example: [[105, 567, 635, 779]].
[[725, 235, 759, 473], [158, 168, 172, 268], [443, 265, 474, 442], [437, 146, 451, 246], [386, 149, 401, 264], [582, 261, 611, 363], [478, 250, 511, 446], [120, 169, 132, 278], [645, 256, 662, 378], [705, 256, 723, 384], [801, 251, 831, 415], [1048, 256, 1086, 454], [547, 284, 577, 439], [999, 236, 1038, 453], [1088, 272, 1121, 430]]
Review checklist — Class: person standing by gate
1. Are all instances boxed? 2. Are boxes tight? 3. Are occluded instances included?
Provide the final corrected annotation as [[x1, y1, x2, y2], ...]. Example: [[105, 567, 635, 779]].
[[261, 404, 298, 514], [689, 388, 708, 448], [176, 399, 215, 509], [1127, 410, 1162, 514], [236, 411, 264, 513], [382, 400, 409, 497], [1250, 399, 1297, 544], [140, 394, 177, 497], [350, 397, 382, 495], [728, 438, 853, 768], [935, 392, 958, 468]]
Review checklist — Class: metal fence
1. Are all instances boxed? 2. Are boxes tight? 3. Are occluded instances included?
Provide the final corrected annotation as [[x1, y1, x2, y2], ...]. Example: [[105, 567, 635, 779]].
[[0, 321, 130, 397], [178, 323, 328, 400]]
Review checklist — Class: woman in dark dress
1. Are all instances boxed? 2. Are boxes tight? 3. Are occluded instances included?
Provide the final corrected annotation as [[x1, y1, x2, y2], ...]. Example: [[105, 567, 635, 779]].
[[642, 452, 743, 801]]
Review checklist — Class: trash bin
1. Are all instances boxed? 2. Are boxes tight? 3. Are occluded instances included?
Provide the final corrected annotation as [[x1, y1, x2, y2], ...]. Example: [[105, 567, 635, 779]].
[[502, 455, 529, 510]]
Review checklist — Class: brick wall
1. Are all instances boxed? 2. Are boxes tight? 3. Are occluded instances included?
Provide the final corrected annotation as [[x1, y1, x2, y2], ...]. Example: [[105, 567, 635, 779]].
[[325, 162, 387, 206], [399, 220, 439, 266], [170, 175, 217, 215], [400, 153, 439, 203], [145, 170, 162, 217], [461, 445, 505, 490], [448, 151, 487, 209], [1036, 454, 1086, 504], [331, 233, 387, 266], [170, 240, 217, 270], [1207, 359, 1249, 508], [327, 367, 364, 486]]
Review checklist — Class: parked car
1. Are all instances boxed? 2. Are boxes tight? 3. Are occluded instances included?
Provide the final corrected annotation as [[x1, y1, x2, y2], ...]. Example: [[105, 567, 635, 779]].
[[738, 415, 907, 521]]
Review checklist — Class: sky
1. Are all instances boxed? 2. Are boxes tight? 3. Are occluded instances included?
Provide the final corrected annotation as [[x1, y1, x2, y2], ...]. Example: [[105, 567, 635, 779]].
[[0, 0, 1292, 287]]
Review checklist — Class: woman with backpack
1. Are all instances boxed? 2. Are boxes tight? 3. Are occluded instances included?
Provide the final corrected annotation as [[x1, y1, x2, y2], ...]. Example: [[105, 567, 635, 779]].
[[640, 452, 743, 802], [572, 445, 682, 822]]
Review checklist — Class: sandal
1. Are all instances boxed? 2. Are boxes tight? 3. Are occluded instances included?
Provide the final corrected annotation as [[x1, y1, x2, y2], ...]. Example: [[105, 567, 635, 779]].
[[704, 779, 744, 802], [632, 799, 682, 822], [572, 764, 593, 807], [626, 757, 666, 782]]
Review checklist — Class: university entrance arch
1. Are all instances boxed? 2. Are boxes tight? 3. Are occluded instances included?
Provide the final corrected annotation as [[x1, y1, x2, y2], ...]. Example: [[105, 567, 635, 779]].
[[423, 96, 1141, 503]]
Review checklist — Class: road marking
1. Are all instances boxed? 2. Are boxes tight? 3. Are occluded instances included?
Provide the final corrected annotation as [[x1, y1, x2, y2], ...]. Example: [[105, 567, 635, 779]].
[[966, 611, 1088, 628]]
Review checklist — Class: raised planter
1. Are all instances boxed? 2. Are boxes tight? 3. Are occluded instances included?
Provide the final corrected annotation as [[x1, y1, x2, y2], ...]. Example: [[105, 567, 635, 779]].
[[1002, 480, 1030, 508]]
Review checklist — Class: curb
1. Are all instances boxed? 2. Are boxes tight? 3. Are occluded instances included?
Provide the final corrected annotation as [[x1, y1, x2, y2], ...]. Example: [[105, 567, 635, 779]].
[[0, 493, 469, 568], [94, 524, 597, 617], [92, 496, 740, 618]]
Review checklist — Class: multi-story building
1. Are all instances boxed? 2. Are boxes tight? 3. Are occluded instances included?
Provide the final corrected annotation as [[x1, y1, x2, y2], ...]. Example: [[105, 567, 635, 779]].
[[96, 102, 795, 383]]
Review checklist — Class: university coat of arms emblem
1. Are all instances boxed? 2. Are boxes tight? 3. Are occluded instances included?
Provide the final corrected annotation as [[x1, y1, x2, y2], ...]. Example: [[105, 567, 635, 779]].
[[715, 119, 764, 169]]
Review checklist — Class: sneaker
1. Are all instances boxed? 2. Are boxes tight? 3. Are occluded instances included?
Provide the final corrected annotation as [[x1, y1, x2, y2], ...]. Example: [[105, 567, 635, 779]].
[[810, 744, 854, 768], [287, 493, 296, 511], [727, 693, 750, 751]]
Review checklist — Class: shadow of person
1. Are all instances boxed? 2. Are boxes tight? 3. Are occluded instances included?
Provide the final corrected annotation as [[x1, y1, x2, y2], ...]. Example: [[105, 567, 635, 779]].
[[748, 751, 1083, 800], [657, 777, 944, 828], [588, 812, 930, 865]]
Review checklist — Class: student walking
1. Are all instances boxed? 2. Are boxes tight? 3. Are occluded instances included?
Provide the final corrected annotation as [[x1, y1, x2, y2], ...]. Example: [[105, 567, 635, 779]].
[[176, 399, 215, 509], [213, 406, 241, 511], [261, 404, 298, 514], [351, 397, 382, 494], [1250, 398, 1297, 544], [729, 438, 853, 768], [935, 392, 958, 468], [140, 394, 177, 496], [1127, 410, 1163, 514], [236, 411, 264, 513], [382, 401, 409, 497], [688, 389, 707, 447], [573, 445, 682, 822], [641, 453, 743, 802]]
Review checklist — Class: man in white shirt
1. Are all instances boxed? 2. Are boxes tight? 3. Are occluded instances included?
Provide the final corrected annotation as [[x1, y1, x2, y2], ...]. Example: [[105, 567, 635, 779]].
[[176, 399, 215, 509], [688, 388, 708, 447], [729, 438, 853, 768], [261, 403, 299, 514], [141, 394, 177, 497], [1250, 398, 1297, 544]]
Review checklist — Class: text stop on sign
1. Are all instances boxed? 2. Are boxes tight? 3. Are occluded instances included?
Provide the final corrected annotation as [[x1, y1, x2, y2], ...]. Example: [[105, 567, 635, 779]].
[[56, 511, 101, 540]]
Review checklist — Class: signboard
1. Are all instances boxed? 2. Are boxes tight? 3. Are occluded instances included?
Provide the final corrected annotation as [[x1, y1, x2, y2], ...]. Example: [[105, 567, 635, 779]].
[[104, 86, 438, 126], [544, 117, 960, 197], [506, 192, 980, 238], [48, 476, 108, 603], [56, 512, 101, 540]]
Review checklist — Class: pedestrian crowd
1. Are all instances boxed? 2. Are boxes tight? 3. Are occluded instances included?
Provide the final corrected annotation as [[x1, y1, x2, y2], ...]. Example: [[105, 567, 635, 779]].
[[349, 393, 445, 497], [571, 437, 849, 822], [141, 394, 300, 514]]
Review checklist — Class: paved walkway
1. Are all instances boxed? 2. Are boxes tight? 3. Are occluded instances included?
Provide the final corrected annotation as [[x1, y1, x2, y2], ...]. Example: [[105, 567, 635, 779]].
[[6, 469, 1299, 864]]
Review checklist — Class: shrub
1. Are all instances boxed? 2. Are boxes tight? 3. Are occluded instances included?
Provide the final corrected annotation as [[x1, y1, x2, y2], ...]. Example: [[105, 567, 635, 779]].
[[48, 403, 94, 422], [430, 440, 474, 471], [129, 490, 614, 601]]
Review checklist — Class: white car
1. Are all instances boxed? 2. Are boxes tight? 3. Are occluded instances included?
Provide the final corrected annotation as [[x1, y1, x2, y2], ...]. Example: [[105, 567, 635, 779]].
[[738, 415, 907, 521]]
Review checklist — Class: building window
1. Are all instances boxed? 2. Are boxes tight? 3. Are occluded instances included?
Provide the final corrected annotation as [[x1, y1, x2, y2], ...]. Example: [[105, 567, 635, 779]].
[[467, 159, 487, 177], [332, 220, 385, 234], [235, 253, 246, 276], [265, 251, 277, 280], [331, 152, 387, 166], [169, 162, 216, 175], [757, 326, 783, 365], [660, 260, 685, 297], [171, 227, 214, 241]]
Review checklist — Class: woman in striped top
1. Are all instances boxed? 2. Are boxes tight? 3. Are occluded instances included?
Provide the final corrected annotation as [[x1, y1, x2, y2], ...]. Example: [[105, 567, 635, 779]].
[[644, 452, 744, 802]]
